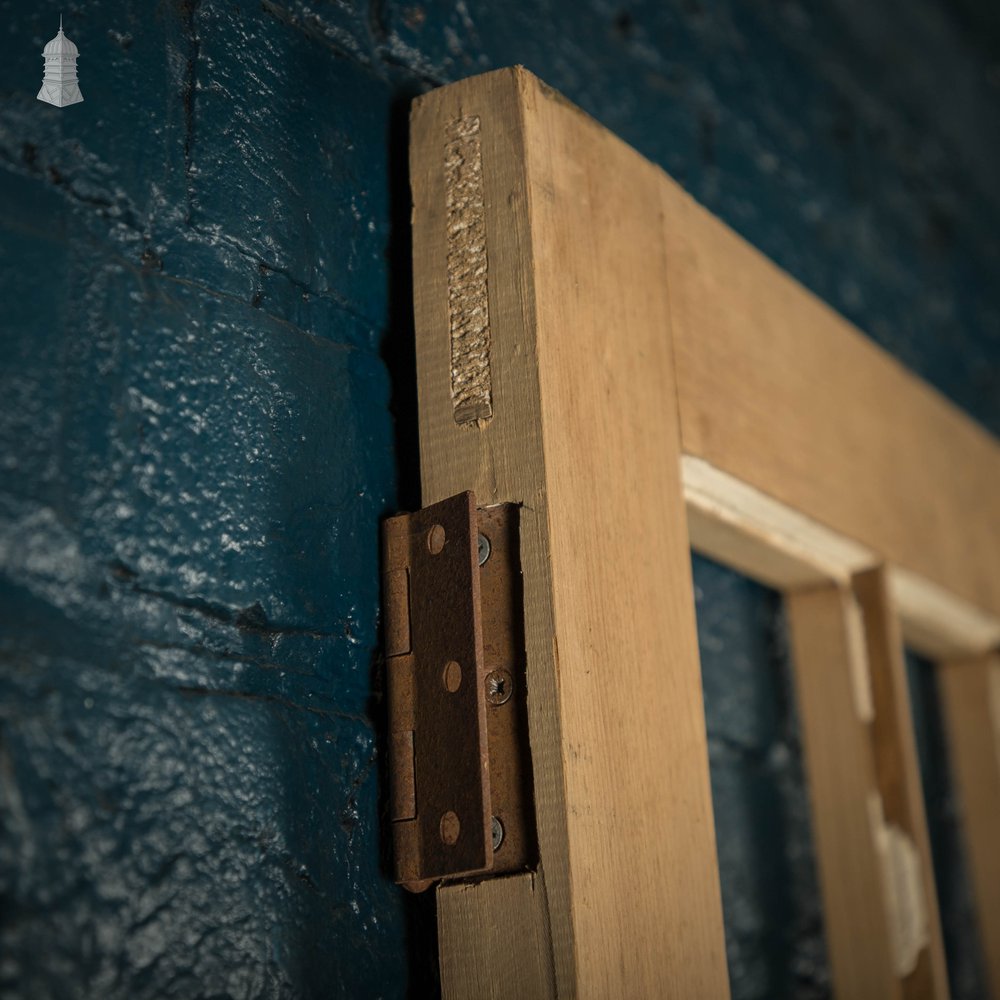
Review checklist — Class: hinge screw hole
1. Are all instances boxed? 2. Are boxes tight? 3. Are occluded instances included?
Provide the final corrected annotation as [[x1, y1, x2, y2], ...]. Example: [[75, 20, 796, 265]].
[[491, 816, 504, 851], [440, 810, 461, 845], [427, 524, 446, 554], [443, 660, 462, 693], [477, 532, 491, 566]]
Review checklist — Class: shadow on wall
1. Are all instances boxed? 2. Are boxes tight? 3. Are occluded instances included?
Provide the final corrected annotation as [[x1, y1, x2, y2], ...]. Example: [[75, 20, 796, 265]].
[[380, 82, 441, 998]]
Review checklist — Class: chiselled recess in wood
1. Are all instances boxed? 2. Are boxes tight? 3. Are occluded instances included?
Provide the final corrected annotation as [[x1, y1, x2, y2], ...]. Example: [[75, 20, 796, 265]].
[[407, 66, 1000, 998], [444, 114, 493, 425]]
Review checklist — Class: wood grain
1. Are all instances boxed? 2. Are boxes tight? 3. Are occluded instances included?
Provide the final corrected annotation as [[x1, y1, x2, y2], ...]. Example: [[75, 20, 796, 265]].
[[787, 583, 902, 1000], [410, 65, 1000, 998], [938, 654, 1000, 999], [411, 67, 729, 998], [438, 874, 556, 999], [683, 455, 1000, 658], [853, 567, 950, 999], [661, 176, 1000, 623]]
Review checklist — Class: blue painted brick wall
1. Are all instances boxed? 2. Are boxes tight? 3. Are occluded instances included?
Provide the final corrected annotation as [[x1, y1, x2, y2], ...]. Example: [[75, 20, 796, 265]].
[[1, 1, 997, 997]]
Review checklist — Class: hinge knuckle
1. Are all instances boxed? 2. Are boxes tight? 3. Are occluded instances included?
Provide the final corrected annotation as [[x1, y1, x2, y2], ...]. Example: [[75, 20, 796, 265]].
[[383, 569, 411, 657], [390, 730, 416, 822], [387, 653, 416, 732]]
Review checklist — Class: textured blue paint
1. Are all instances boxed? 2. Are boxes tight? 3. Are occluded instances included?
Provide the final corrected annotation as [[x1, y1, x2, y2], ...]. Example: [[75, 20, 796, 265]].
[[694, 559, 829, 999], [1, 0, 997, 997], [0, 3, 416, 997], [906, 652, 991, 1000]]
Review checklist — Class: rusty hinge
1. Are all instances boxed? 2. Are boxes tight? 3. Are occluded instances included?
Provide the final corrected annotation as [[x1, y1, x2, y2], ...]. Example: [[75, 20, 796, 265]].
[[382, 491, 536, 892]]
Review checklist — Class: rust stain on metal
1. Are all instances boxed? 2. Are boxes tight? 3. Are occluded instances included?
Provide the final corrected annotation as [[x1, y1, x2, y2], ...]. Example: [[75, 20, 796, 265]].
[[477, 502, 536, 877], [382, 492, 536, 891]]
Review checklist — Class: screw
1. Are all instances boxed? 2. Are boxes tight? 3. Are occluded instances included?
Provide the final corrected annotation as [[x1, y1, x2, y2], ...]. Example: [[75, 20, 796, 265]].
[[485, 668, 513, 706], [491, 816, 504, 851], [477, 532, 491, 566]]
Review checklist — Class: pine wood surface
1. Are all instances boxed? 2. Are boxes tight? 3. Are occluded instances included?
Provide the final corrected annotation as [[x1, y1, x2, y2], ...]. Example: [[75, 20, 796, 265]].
[[787, 583, 902, 1000], [938, 655, 1000, 1000], [412, 67, 729, 998], [408, 65, 1000, 998], [854, 567, 950, 999], [662, 173, 1000, 624], [683, 455, 1000, 659]]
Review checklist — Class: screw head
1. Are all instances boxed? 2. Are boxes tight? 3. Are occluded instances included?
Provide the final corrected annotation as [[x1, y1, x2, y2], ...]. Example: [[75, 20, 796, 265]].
[[485, 668, 513, 706], [477, 532, 491, 566], [491, 816, 504, 851]]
